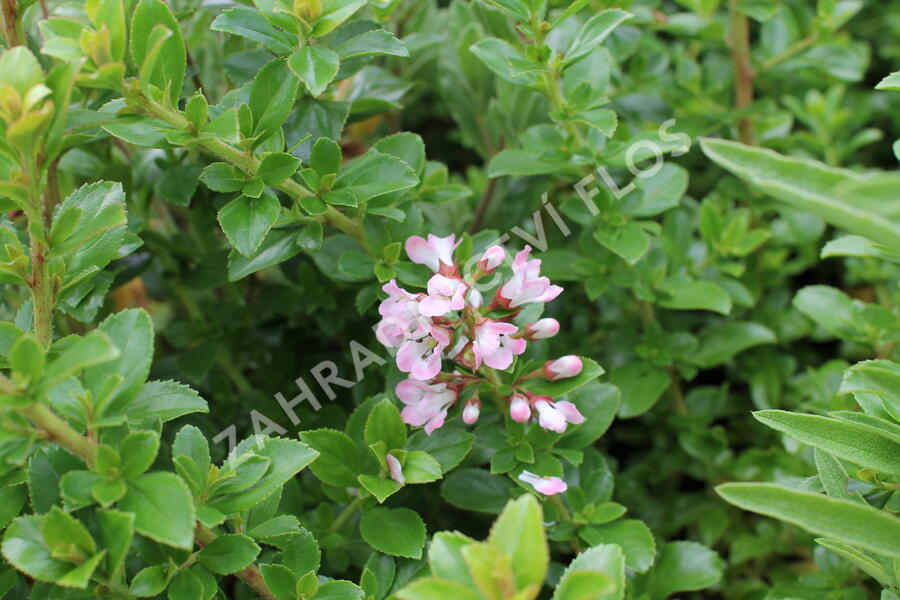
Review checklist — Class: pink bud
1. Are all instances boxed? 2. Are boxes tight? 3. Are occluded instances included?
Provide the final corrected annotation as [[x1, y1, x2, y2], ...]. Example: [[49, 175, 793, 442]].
[[525, 318, 560, 340], [462, 399, 480, 424], [544, 355, 583, 381], [518, 470, 567, 495], [386, 454, 405, 485], [509, 393, 531, 422], [478, 245, 506, 273], [467, 287, 483, 308]]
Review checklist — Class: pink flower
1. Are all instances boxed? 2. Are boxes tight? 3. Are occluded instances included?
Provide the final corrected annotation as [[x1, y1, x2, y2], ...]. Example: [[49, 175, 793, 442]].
[[534, 397, 585, 433], [386, 454, 405, 485], [396, 379, 457, 435], [544, 356, 583, 380], [462, 399, 480, 424], [472, 320, 526, 370], [396, 324, 451, 380], [525, 318, 560, 340], [509, 393, 531, 422], [518, 470, 567, 495], [419, 274, 467, 317], [376, 280, 429, 347], [498, 246, 563, 308], [405, 234, 458, 272], [478, 245, 506, 273]]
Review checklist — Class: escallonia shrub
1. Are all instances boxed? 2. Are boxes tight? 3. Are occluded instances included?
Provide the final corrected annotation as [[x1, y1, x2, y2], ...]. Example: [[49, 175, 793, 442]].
[[0, 0, 899, 598]]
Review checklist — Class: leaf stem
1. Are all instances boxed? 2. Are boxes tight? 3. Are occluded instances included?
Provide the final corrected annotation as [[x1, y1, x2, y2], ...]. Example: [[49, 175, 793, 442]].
[[329, 494, 366, 534]]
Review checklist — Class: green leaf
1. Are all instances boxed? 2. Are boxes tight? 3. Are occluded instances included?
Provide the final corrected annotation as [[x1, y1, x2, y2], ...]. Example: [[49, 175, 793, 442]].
[[488, 495, 548, 590], [97, 509, 133, 576], [2, 516, 73, 584], [299, 429, 360, 488], [689, 322, 777, 368], [754, 409, 900, 474], [365, 398, 407, 451], [360, 508, 426, 559], [218, 191, 281, 257], [200, 162, 247, 192], [406, 429, 474, 473], [313, 580, 365, 600], [566, 9, 633, 64], [552, 544, 623, 600], [656, 279, 732, 315], [815, 538, 896, 589], [793, 285, 863, 340], [487, 149, 571, 177], [211, 8, 297, 55], [207, 438, 318, 513], [228, 228, 304, 281], [130, 565, 169, 597], [118, 472, 195, 550], [580, 519, 656, 573], [257, 152, 301, 185], [119, 431, 160, 478], [260, 563, 297, 600], [334, 29, 409, 60], [42, 506, 95, 556], [358, 474, 403, 504], [716, 483, 900, 558], [441, 468, 514, 514], [469, 38, 539, 85], [875, 71, 900, 90], [594, 222, 650, 265], [311, 0, 367, 36], [85, 308, 154, 417], [9, 333, 45, 383], [402, 451, 442, 484], [198, 534, 260, 574], [310, 137, 342, 178], [127, 380, 208, 427], [840, 360, 900, 422], [646, 542, 724, 598], [250, 58, 300, 146], [611, 363, 670, 419], [289, 46, 340, 97], [700, 138, 900, 252], [130, 0, 185, 104], [396, 577, 482, 600], [334, 149, 419, 203], [820, 235, 900, 262]]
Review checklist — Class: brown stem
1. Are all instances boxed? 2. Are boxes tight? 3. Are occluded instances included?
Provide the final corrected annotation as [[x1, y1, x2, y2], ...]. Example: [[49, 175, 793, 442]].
[[729, 0, 755, 145], [469, 176, 498, 233], [1, 0, 19, 47]]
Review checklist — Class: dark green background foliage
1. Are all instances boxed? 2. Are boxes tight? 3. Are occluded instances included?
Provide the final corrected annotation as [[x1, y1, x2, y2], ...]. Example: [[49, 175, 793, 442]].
[[0, 0, 899, 598]]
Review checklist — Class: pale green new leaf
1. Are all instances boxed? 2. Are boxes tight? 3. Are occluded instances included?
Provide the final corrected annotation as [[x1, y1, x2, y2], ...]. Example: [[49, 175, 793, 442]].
[[717, 483, 900, 558], [700, 138, 900, 252]]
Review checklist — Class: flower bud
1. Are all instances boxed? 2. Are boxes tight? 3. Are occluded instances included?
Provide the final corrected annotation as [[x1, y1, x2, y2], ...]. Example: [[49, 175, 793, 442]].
[[518, 470, 567, 495], [477, 245, 505, 273], [462, 399, 480, 424], [525, 318, 560, 340], [386, 454, 405, 485], [544, 355, 582, 381], [467, 287, 483, 308], [509, 393, 531, 422]]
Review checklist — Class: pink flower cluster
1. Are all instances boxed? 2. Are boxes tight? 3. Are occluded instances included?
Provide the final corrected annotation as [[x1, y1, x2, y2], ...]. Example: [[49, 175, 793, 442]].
[[375, 234, 586, 449]]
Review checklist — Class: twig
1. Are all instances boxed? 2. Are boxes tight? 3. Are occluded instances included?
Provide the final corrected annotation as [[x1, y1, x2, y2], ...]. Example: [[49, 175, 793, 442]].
[[729, 0, 755, 145]]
